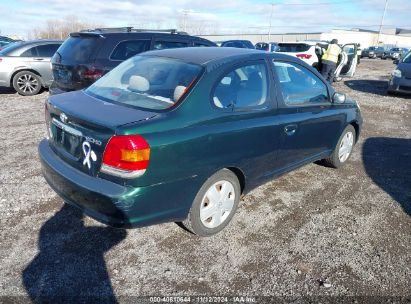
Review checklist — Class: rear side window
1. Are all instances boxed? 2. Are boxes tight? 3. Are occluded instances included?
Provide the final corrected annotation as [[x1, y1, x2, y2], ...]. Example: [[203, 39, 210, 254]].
[[273, 61, 328, 106], [56, 36, 101, 63], [278, 43, 311, 53], [153, 41, 188, 50], [212, 63, 268, 109], [20, 47, 38, 57], [110, 40, 150, 61], [36, 44, 60, 57], [256, 43, 269, 51]]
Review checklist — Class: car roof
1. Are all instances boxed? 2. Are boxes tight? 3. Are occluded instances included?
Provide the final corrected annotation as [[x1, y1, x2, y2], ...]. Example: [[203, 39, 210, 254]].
[[13, 39, 63, 47], [140, 46, 300, 68], [70, 31, 212, 43]]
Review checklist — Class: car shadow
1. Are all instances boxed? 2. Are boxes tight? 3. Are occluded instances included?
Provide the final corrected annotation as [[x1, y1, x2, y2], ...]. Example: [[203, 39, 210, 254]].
[[0, 87, 15, 94], [344, 79, 411, 99], [22, 203, 127, 303], [344, 79, 389, 96], [362, 137, 411, 216]]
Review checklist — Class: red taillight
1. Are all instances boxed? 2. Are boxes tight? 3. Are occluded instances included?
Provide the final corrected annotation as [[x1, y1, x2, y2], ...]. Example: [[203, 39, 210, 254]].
[[101, 135, 150, 178], [0, 57, 3, 62], [83, 67, 103, 80], [296, 54, 312, 59]]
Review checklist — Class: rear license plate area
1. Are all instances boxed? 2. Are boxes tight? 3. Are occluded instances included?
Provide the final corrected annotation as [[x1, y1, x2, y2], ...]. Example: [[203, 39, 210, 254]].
[[51, 118, 82, 158]]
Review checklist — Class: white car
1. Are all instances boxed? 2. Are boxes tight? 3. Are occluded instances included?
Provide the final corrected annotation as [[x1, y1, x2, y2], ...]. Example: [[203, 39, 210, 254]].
[[275, 41, 359, 81], [275, 42, 321, 68]]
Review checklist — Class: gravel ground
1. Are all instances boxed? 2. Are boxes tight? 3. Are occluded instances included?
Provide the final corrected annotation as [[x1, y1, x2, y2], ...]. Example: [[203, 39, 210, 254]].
[[0, 59, 410, 302]]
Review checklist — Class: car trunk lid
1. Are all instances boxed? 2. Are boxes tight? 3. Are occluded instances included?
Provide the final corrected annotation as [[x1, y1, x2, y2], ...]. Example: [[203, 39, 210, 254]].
[[46, 90, 157, 177]]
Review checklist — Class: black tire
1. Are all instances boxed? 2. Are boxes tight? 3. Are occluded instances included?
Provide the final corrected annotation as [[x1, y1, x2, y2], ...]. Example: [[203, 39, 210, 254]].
[[12, 71, 42, 96], [322, 125, 356, 168], [182, 169, 241, 236]]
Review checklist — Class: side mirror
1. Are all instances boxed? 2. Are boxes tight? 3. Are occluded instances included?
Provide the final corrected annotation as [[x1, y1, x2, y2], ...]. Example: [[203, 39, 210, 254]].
[[332, 92, 346, 104], [393, 59, 399, 65]]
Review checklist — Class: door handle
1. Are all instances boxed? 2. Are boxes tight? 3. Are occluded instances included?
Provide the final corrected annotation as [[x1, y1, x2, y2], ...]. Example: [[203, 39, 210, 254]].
[[284, 124, 298, 136], [33, 58, 44, 61]]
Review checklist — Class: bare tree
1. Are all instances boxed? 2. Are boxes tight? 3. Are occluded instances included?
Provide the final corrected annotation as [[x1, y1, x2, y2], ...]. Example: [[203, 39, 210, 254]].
[[31, 15, 105, 39], [176, 14, 215, 35]]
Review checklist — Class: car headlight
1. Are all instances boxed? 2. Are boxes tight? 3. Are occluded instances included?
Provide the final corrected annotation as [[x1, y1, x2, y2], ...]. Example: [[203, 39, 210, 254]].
[[392, 69, 402, 78]]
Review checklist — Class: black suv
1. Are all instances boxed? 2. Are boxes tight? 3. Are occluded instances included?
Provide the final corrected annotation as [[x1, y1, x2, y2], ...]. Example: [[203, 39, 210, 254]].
[[50, 28, 216, 95]]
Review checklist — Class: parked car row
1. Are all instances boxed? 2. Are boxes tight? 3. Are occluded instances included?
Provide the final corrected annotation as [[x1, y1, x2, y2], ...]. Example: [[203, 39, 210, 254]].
[[361, 46, 409, 60], [0, 28, 216, 96]]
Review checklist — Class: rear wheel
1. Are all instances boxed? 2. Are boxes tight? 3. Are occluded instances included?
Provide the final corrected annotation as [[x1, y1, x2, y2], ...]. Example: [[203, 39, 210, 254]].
[[182, 169, 241, 236], [322, 125, 356, 168], [13, 71, 42, 96]]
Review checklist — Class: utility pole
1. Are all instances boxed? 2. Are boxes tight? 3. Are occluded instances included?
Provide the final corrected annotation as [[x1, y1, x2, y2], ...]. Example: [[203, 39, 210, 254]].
[[377, 0, 389, 45], [268, 3, 274, 42], [181, 9, 190, 32]]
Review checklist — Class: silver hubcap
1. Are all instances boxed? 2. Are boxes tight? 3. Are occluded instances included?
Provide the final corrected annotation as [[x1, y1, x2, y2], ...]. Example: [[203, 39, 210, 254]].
[[200, 180, 235, 229], [17, 74, 38, 93], [338, 131, 354, 163]]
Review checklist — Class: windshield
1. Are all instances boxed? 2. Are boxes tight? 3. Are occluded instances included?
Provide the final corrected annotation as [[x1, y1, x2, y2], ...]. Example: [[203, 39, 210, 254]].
[[85, 55, 203, 111], [391, 48, 400, 51], [402, 52, 411, 63], [369, 47, 376, 51], [277, 43, 310, 52]]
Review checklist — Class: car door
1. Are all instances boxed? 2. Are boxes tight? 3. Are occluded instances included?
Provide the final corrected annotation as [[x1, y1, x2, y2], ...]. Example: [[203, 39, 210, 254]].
[[29, 43, 60, 86], [210, 60, 281, 182], [271, 60, 345, 170], [340, 43, 358, 77]]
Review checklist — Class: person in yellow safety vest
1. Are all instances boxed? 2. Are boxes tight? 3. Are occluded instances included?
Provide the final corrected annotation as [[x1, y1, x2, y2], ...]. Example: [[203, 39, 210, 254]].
[[321, 39, 342, 83]]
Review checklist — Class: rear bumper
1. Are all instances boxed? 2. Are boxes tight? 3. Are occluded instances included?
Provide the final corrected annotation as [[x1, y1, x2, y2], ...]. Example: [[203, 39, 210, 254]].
[[38, 139, 199, 228], [388, 76, 411, 94]]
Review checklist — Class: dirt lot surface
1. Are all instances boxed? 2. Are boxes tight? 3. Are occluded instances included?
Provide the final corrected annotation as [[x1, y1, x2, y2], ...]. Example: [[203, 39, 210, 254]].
[[0, 59, 410, 302]]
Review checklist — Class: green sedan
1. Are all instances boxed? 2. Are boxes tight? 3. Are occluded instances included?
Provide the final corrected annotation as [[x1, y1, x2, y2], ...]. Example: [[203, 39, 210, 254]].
[[39, 47, 362, 236]]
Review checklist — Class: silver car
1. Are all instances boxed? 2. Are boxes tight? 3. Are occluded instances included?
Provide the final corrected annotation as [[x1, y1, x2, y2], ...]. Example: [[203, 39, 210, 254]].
[[0, 40, 62, 95]]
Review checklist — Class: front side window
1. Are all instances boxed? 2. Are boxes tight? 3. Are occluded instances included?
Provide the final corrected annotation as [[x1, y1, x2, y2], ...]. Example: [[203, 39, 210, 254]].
[[85, 55, 202, 111], [343, 45, 355, 55], [110, 40, 150, 61], [153, 41, 188, 50], [273, 61, 328, 106], [212, 63, 268, 109]]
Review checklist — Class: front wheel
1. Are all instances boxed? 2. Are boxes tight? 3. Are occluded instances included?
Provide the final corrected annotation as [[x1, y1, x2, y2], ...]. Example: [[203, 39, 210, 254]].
[[12, 71, 42, 96], [182, 169, 241, 236], [322, 125, 356, 168]]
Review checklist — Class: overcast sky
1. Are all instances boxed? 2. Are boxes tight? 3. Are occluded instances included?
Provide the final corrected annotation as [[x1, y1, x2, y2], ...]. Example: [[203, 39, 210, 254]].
[[1, 0, 410, 37]]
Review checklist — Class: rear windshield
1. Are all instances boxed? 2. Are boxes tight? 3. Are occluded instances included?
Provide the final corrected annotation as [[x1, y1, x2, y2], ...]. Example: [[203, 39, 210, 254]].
[[85, 55, 203, 111], [55, 36, 101, 64], [0, 41, 24, 55], [277, 43, 310, 53]]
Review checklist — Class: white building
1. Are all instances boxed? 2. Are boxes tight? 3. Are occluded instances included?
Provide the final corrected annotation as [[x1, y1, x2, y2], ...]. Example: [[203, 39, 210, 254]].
[[200, 28, 411, 48]]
